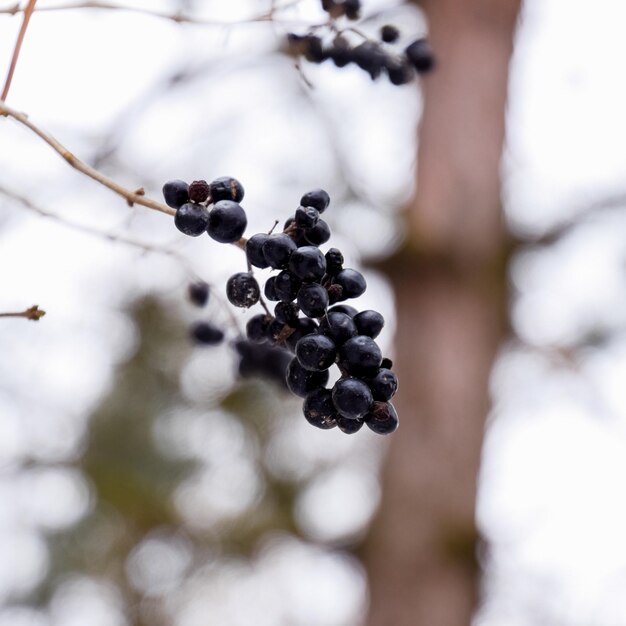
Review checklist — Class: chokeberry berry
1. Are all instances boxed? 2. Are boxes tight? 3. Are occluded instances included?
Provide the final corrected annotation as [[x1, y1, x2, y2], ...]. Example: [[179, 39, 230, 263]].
[[226, 272, 260, 308], [352, 42, 386, 80], [329, 38, 352, 68], [265, 276, 279, 301], [287, 358, 329, 397], [319, 311, 357, 346], [207, 200, 247, 243], [246, 233, 270, 269], [297, 283, 329, 318], [209, 176, 245, 203], [274, 270, 302, 302], [339, 335, 382, 376], [300, 189, 330, 213], [188, 281, 210, 307], [334, 268, 366, 299], [295, 333, 337, 371], [303, 388, 337, 429], [329, 304, 358, 317], [246, 314, 271, 342], [188, 180, 210, 204], [304, 219, 331, 246], [325, 248, 344, 275], [190, 321, 224, 345], [365, 401, 399, 434], [286, 317, 318, 351], [336, 415, 364, 434], [295, 206, 320, 228], [332, 377, 373, 420], [274, 302, 300, 326], [288, 246, 327, 282], [405, 38, 435, 73], [385, 57, 414, 86], [263, 233, 297, 269], [353, 310, 384, 338], [163, 179, 189, 209], [366, 368, 398, 401], [381, 24, 400, 43], [175, 203, 209, 237]]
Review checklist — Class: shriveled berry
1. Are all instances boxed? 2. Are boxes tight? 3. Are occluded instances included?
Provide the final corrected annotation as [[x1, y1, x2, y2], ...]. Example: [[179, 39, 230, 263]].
[[296, 333, 337, 371], [354, 309, 384, 338], [298, 283, 329, 318], [188, 281, 210, 307], [246, 233, 270, 268], [365, 401, 399, 434], [405, 38, 435, 73], [381, 24, 400, 43], [246, 314, 272, 342], [366, 368, 398, 401], [274, 302, 300, 326], [265, 276, 279, 301], [275, 270, 301, 302], [188, 180, 210, 203], [209, 176, 244, 203], [287, 358, 329, 397], [175, 203, 209, 236], [339, 335, 382, 376], [304, 219, 331, 246], [289, 246, 327, 282], [332, 377, 373, 419], [325, 248, 344, 275], [226, 272, 260, 308], [319, 311, 357, 345], [336, 416, 364, 434], [303, 388, 337, 429], [334, 268, 366, 299], [300, 189, 330, 213], [190, 321, 224, 345], [295, 206, 320, 228], [263, 233, 297, 269], [163, 179, 189, 209], [207, 200, 247, 243]]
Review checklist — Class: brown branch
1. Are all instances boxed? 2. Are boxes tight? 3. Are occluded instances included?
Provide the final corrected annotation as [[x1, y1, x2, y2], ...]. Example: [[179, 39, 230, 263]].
[[0, 99, 175, 216], [1, 0, 38, 101], [0, 304, 45, 320]]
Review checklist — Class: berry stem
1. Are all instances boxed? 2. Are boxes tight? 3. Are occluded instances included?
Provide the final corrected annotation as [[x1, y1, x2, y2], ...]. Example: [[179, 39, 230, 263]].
[[0, 305, 45, 321]]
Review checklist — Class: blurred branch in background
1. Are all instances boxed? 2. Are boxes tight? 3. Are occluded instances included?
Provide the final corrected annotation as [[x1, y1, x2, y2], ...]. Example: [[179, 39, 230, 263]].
[[0, 0, 36, 100], [0, 304, 45, 319]]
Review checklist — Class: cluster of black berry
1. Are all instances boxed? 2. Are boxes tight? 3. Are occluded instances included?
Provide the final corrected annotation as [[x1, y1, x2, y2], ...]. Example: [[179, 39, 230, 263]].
[[287, 20, 434, 85], [162, 177, 399, 435]]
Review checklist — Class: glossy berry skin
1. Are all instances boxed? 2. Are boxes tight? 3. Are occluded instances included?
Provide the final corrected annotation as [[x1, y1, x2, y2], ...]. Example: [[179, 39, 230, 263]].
[[295, 333, 337, 371], [367, 368, 398, 401], [336, 416, 364, 434], [190, 321, 224, 345], [274, 302, 299, 326], [286, 317, 318, 351], [163, 179, 189, 209], [246, 233, 270, 268], [325, 248, 344, 275], [264, 276, 279, 301], [187, 281, 210, 307], [274, 271, 301, 302], [339, 335, 382, 376], [381, 24, 400, 43], [334, 268, 366, 299], [263, 233, 297, 269], [354, 310, 385, 339], [207, 200, 247, 243], [188, 180, 210, 204], [303, 388, 337, 429], [246, 314, 271, 342], [226, 272, 260, 308], [300, 189, 330, 213], [304, 219, 331, 246], [209, 176, 245, 203], [329, 304, 358, 317], [297, 284, 329, 318], [365, 401, 399, 434], [332, 377, 373, 420], [287, 358, 329, 397], [319, 311, 357, 346], [295, 206, 320, 228], [289, 246, 327, 282], [405, 39, 435, 73], [175, 203, 210, 236]]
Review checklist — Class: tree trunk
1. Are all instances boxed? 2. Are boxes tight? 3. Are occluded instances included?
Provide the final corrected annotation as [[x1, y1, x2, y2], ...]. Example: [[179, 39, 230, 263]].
[[364, 1, 521, 625]]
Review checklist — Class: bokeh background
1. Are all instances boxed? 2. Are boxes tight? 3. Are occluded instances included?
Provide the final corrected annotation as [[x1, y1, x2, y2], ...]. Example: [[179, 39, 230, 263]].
[[1, 1, 626, 625]]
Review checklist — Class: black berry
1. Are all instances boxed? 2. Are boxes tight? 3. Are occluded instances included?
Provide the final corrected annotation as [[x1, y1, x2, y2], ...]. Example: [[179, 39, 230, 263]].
[[365, 401, 399, 434], [274, 270, 302, 302], [226, 272, 260, 308], [339, 335, 382, 376], [246, 314, 271, 342], [319, 311, 357, 346], [188, 281, 210, 307], [381, 25, 400, 43], [353, 310, 384, 338], [304, 219, 331, 246], [332, 377, 373, 419], [190, 321, 224, 345], [209, 176, 245, 203], [366, 368, 398, 401], [295, 333, 337, 371], [300, 189, 330, 213], [287, 358, 329, 397], [405, 38, 435, 73], [163, 179, 189, 209], [295, 206, 320, 228], [274, 302, 300, 326], [336, 416, 364, 434], [303, 388, 337, 429], [175, 203, 209, 237], [325, 248, 344, 275], [246, 233, 270, 269], [297, 283, 329, 318], [264, 276, 279, 301], [263, 233, 297, 269], [207, 200, 247, 243], [352, 42, 386, 80], [289, 246, 327, 282], [334, 268, 366, 299]]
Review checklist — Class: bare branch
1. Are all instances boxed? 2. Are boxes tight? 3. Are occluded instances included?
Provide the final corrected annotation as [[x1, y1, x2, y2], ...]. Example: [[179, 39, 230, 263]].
[[0, 304, 45, 320], [1, 0, 38, 101]]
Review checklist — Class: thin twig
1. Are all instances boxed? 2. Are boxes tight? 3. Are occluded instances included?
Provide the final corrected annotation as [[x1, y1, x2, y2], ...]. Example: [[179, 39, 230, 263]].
[[1, 0, 38, 101], [0, 305, 45, 320]]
